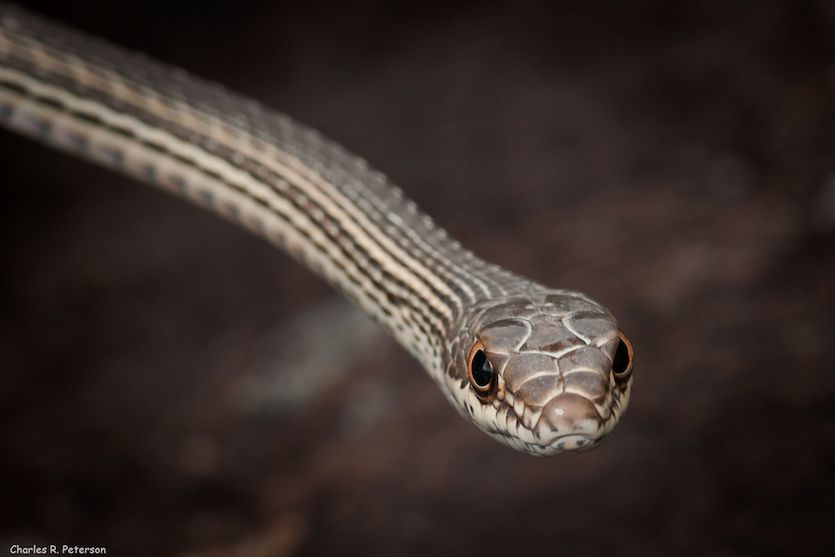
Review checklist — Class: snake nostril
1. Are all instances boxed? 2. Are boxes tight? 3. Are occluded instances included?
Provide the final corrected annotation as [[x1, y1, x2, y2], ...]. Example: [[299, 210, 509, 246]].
[[612, 332, 633, 379]]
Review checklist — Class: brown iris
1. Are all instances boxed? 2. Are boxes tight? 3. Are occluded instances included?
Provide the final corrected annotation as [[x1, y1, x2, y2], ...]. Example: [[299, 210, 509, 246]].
[[467, 340, 496, 398], [612, 331, 634, 380]]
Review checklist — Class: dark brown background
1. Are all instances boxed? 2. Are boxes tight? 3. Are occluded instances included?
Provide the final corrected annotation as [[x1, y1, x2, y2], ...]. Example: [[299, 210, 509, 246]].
[[1, 1, 834, 555]]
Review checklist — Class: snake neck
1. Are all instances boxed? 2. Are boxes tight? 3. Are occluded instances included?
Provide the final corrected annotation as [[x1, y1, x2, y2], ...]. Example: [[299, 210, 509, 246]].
[[0, 6, 635, 456], [0, 5, 534, 376]]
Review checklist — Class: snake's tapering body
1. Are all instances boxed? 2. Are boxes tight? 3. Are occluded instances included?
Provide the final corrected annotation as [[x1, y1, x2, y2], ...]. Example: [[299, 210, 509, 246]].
[[0, 5, 633, 455]]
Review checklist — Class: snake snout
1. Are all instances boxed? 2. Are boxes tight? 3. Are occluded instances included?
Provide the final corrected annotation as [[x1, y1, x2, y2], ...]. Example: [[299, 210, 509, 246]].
[[537, 393, 603, 443]]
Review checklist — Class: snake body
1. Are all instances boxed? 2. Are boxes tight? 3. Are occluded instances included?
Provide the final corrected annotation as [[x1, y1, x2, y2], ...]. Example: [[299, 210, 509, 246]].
[[0, 5, 633, 455]]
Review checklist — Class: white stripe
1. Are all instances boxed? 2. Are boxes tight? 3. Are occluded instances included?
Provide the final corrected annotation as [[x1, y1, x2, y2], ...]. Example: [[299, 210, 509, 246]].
[[0, 29, 489, 318], [0, 72, 445, 368]]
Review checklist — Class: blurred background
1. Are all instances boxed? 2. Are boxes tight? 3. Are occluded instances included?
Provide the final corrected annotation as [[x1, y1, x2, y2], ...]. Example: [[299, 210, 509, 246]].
[[1, 0, 833, 555]]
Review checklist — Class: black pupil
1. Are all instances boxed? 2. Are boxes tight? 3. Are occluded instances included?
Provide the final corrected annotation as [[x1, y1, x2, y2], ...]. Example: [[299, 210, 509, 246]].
[[613, 339, 630, 375], [471, 350, 494, 388]]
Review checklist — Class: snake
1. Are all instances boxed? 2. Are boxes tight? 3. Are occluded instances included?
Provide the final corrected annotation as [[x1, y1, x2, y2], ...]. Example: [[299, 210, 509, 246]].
[[0, 5, 633, 456]]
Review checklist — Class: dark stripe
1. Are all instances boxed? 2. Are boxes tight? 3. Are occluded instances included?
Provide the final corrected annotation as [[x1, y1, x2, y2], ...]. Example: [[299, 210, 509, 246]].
[[0, 77, 434, 338], [0, 47, 462, 331]]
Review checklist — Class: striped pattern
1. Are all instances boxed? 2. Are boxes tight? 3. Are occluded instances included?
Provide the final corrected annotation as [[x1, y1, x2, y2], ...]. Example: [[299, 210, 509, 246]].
[[0, 7, 528, 377], [0, 5, 632, 456]]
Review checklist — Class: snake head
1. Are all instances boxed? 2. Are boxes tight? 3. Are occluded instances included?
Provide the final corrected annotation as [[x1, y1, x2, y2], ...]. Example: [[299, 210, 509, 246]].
[[444, 289, 633, 456]]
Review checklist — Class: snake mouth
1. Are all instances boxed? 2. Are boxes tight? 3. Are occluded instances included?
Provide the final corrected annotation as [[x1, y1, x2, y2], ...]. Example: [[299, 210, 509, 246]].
[[454, 372, 631, 455], [482, 424, 602, 455], [484, 383, 630, 455], [543, 434, 602, 452]]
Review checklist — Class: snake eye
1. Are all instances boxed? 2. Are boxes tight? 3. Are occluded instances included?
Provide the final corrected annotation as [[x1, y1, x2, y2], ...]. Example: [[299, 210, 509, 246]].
[[612, 332, 634, 380], [467, 340, 496, 398]]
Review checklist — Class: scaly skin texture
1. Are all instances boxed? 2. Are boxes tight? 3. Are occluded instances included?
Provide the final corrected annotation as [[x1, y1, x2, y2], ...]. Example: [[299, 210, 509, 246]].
[[444, 288, 632, 455], [0, 4, 634, 455]]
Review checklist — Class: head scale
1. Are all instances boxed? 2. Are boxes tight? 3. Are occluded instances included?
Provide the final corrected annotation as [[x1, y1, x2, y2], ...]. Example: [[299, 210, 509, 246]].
[[443, 289, 633, 456]]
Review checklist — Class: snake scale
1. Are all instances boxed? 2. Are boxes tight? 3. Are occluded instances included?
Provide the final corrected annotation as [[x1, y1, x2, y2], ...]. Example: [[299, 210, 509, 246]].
[[0, 4, 633, 455]]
